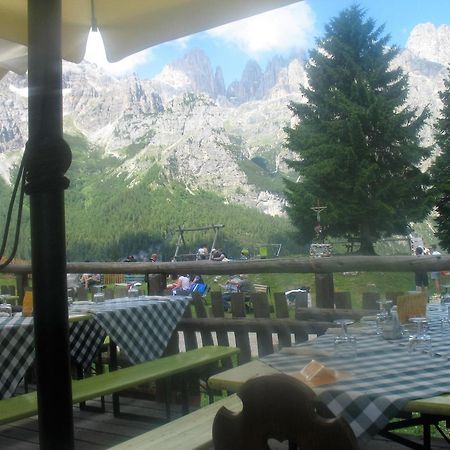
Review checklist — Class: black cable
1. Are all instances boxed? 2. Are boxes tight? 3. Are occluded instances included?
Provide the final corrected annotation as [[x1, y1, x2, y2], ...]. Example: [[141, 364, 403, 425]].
[[0, 156, 26, 271]]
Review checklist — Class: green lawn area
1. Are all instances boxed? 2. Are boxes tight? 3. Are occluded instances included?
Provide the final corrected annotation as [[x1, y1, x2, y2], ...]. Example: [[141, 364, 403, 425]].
[[203, 271, 425, 310], [3, 269, 435, 310]]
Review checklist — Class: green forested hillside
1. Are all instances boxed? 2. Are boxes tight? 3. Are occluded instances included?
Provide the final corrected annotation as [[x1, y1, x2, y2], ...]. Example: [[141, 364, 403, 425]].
[[0, 133, 301, 262]]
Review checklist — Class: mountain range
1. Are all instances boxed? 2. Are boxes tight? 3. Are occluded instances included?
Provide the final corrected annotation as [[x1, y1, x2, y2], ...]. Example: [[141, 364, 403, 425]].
[[0, 22, 449, 258]]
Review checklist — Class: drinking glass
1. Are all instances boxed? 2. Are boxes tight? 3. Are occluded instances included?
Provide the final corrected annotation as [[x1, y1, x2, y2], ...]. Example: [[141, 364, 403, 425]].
[[128, 285, 139, 298], [93, 285, 105, 303], [376, 299, 392, 318], [408, 317, 431, 353], [0, 303, 12, 317], [375, 313, 386, 335], [440, 304, 450, 329], [333, 319, 357, 358]]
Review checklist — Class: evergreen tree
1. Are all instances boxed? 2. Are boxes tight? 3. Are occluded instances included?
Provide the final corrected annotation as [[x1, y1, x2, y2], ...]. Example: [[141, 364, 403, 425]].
[[431, 66, 450, 251], [284, 5, 432, 254]]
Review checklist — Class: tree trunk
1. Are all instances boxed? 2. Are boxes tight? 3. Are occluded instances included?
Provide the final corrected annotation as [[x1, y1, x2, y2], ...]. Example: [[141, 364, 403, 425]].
[[359, 224, 376, 255]]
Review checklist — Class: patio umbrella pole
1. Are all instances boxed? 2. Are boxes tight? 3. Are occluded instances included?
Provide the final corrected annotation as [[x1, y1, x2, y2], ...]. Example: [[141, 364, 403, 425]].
[[27, 0, 74, 448]]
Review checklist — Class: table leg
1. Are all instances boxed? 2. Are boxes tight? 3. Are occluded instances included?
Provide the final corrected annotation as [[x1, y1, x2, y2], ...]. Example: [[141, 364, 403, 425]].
[[109, 338, 121, 416]]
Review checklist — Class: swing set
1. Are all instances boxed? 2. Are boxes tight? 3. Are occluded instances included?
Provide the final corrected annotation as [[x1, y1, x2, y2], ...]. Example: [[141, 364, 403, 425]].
[[171, 224, 224, 261]]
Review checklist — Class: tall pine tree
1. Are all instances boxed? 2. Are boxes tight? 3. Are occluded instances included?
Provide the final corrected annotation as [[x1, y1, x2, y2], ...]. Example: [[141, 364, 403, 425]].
[[431, 66, 450, 251], [284, 5, 432, 254]]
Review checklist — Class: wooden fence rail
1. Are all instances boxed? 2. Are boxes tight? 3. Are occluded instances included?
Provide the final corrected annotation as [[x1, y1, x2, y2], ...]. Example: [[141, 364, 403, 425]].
[[3, 254, 450, 275]]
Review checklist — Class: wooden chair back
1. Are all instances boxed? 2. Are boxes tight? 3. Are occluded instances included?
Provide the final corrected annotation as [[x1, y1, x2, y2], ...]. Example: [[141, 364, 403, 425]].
[[191, 292, 214, 347], [397, 292, 427, 324], [252, 292, 270, 318], [77, 286, 88, 301], [103, 287, 114, 300], [362, 292, 380, 310], [213, 373, 358, 450], [114, 286, 128, 298], [273, 292, 289, 318], [334, 291, 352, 309]]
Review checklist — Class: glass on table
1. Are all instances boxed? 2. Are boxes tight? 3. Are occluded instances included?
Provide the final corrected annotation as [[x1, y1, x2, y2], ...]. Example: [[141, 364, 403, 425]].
[[92, 285, 105, 303], [440, 304, 450, 328], [128, 285, 139, 298], [375, 313, 387, 335], [0, 303, 12, 317], [333, 319, 357, 358], [376, 299, 392, 318], [408, 317, 431, 353]]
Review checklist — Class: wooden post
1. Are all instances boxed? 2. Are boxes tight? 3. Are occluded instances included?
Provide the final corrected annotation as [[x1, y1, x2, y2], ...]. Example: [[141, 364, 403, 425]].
[[231, 293, 252, 363], [315, 273, 334, 308], [210, 292, 230, 351], [191, 292, 214, 346], [251, 293, 274, 356], [15, 274, 25, 304]]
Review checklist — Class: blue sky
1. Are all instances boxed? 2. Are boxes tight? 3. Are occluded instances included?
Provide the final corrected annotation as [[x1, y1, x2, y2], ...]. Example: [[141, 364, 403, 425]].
[[84, 0, 449, 86]]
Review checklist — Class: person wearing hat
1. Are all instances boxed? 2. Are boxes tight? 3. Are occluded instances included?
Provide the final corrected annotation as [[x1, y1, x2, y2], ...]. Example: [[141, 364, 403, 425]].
[[150, 253, 158, 262]]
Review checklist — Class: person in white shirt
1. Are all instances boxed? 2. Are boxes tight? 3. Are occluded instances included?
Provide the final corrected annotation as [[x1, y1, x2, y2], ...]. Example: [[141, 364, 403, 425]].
[[170, 274, 191, 295]]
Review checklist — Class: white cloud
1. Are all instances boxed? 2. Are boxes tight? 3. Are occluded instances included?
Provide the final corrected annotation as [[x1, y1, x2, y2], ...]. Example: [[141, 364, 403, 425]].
[[84, 31, 153, 76], [206, 2, 315, 55]]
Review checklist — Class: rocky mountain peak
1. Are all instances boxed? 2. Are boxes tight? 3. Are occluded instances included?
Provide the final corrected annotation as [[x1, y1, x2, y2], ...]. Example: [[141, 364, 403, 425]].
[[1, 23, 449, 218], [154, 47, 223, 99], [406, 23, 450, 66]]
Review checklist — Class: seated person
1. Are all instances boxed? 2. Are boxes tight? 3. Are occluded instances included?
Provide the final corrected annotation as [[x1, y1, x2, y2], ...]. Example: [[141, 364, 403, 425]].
[[222, 274, 254, 306], [79, 273, 101, 289], [190, 274, 208, 295], [167, 274, 191, 296], [211, 248, 229, 261], [196, 245, 209, 260]]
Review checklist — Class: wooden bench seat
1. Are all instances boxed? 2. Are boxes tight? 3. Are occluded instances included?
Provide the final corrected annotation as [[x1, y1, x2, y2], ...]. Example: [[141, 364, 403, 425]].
[[108, 394, 242, 450], [0, 346, 239, 425]]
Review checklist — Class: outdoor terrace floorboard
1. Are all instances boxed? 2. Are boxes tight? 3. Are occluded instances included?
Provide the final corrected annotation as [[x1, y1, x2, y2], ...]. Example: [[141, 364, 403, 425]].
[[0, 395, 448, 449]]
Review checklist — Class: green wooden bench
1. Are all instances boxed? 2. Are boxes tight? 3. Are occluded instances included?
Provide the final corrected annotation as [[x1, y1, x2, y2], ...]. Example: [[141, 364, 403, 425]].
[[0, 346, 239, 426], [108, 393, 242, 450]]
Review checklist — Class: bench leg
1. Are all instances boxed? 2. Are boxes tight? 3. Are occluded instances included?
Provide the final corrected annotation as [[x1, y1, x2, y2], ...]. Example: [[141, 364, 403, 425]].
[[164, 378, 172, 421], [77, 363, 106, 414], [180, 382, 188, 416], [112, 392, 121, 416]]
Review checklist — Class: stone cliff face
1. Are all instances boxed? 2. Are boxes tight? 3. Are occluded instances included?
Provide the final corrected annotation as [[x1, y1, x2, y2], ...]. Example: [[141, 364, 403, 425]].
[[0, 24, 448, 215], [406, 23, 450, 67]]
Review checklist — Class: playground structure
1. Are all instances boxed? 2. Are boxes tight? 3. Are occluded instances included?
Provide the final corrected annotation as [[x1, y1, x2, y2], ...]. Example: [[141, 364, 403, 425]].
[[171, 224, 224, 261]]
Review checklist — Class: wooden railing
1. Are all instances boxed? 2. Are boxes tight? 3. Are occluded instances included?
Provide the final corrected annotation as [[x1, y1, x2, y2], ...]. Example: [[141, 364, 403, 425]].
[[3, 254, 450, 276], [4, 254, 449, 306]]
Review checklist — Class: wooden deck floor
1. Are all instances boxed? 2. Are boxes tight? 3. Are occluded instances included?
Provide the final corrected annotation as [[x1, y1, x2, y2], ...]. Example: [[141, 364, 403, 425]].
[[0, 396, 182, 450], [0, 395, 448, 449]]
